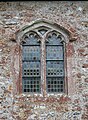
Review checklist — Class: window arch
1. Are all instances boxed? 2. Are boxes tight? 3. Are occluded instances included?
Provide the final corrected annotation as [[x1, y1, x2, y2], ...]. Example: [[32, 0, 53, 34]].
[[15, 19, 78, 96], [21, 26, 65, 94]]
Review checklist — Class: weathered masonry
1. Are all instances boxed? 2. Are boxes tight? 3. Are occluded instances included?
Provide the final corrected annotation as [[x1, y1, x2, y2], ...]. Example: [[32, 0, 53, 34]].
[[0, 1, 88, 120]]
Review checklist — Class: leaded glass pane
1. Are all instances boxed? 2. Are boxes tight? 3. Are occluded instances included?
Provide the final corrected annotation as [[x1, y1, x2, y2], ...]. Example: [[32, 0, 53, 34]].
[[22, 32, 41, 93], [47, 61, 64, 76], [46, 33, 63, 45], [22, 62, 40, 77], [46, 32, 64, 93], [47, 77, 64, 92], [46, 46, 63, 60], [23, 77, 40, 93], [23, 33, 40, 45], [22, 46, 40, 61]]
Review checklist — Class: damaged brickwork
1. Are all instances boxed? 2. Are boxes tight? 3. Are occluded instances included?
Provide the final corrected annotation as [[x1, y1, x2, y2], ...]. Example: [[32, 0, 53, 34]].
[[0, 1, 88, 120]]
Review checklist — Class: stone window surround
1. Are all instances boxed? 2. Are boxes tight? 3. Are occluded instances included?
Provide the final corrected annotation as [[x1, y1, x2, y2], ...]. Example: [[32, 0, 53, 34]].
[[11, 19, 78, 97]]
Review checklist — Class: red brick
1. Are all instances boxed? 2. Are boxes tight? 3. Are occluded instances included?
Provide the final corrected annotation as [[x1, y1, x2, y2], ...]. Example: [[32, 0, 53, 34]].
[[69, 27, 76, 33], [76, 73, 82, 78], [82, 64, 88, 68], [67, 43, 74, 57], [82, 113, 88, 120], [59, 96, 71, 103], [85, 78, 88, 82], [78, 48, 85, 53]]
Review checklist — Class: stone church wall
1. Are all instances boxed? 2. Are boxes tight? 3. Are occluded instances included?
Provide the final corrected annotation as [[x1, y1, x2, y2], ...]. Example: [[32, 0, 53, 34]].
[[0, 1, 88, 120]]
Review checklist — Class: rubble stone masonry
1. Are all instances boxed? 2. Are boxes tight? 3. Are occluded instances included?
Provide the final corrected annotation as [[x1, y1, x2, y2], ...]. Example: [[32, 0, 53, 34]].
[[0, 1, 88, 120]]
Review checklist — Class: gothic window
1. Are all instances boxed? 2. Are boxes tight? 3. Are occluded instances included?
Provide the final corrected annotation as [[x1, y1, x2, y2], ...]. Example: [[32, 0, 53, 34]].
[[21, 25, 65, 94], [22, 32, 41, 93], [46, 32, 64, 93]]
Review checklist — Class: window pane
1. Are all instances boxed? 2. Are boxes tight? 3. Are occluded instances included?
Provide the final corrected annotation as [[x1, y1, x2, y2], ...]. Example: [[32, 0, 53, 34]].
[[46, 32, 64, 93], [22, 62, 40, 77], [47, 77, 64, 92], [46, 46, 64, 60], [22, 46, 40, 61], [23, 77, 40, 93], [47, 61, 64, 76], [22, 33, 40, 45], [22, 32, 41, 93], [46, 33, 63, 45]]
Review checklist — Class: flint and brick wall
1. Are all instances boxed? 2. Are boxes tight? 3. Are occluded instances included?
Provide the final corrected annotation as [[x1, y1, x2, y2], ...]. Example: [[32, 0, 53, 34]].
[[0, 1, 88, 120]]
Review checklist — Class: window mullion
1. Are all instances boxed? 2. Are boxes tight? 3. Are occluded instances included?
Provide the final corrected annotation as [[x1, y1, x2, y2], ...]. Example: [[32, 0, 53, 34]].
[[41, 38, 47, 96]]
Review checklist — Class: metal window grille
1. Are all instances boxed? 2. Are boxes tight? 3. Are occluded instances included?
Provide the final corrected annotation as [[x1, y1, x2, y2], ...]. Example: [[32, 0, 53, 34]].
[[46, 32, 64, 93], [22, 33, 41, 93]]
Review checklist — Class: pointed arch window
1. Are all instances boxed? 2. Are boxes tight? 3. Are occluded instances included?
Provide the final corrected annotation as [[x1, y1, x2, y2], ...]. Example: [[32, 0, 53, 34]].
[[22, 32, 41, 93], [46, 32, 64, 93], [21, 25, 66, 94]]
